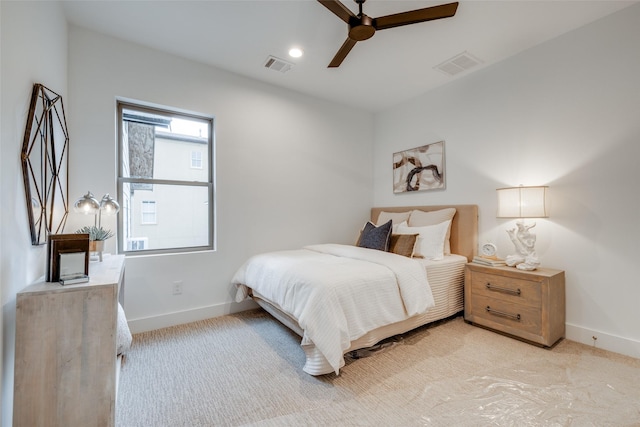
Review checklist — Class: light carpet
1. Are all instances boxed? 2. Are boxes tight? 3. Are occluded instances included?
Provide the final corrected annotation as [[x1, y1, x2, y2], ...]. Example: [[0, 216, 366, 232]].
[[116, 310, 640, 426]]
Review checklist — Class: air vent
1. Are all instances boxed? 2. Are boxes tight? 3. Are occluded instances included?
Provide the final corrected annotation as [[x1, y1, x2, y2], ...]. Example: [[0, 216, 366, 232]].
[[264, 56, 294, 73], [435, 51, 482, 76]]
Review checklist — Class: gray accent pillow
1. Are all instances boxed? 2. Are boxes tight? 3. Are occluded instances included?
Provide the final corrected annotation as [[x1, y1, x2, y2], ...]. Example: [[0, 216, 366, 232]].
[[358, 220, 392, 251]]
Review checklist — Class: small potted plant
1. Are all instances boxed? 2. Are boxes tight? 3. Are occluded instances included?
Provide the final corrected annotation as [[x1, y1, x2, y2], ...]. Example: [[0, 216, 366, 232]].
[[76, 225, 114, 261]]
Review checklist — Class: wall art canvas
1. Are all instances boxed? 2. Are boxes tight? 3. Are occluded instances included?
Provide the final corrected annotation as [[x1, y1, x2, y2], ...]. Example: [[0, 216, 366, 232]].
[[393, 141, 445, 193]]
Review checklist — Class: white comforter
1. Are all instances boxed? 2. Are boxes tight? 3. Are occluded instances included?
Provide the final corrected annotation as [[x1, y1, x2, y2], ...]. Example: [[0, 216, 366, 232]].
[[232, 243, 434, 374]]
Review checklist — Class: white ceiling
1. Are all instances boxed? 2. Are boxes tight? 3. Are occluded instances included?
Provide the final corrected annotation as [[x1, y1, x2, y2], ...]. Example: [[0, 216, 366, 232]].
[[61, 0, 635, 112]]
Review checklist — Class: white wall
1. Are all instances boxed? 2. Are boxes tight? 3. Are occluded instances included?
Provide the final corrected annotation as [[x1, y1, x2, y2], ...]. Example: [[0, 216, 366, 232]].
[[374, 4, 640, 358], [0, 2, 68, 424], [66, 26, 374, 333]]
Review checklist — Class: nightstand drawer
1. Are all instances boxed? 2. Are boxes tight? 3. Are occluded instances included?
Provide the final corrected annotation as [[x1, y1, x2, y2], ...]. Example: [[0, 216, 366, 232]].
[[470, 271, 541, 307], [470, 294, 542, 336]]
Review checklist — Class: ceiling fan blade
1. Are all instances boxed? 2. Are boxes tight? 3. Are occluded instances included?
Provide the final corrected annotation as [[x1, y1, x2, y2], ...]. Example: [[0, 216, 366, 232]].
[[328, 38, 357, 68], [374, 2, 458, 31], [317, 0, 356, 24]]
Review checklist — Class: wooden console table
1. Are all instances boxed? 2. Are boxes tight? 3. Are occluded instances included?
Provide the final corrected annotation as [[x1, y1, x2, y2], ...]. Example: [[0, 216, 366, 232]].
[[13, 254, 125, 426]]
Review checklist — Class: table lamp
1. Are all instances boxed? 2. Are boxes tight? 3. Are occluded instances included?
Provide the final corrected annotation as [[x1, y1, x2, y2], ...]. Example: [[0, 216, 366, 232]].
[[497, 185, 548, 270]]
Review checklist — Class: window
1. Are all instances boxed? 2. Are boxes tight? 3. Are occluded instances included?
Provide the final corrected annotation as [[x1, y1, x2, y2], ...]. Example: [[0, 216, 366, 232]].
[[141, 201, 157, 224], [191, 151, 203, 169], [117, 100, 214, 255], [127, 237, 148, 251]]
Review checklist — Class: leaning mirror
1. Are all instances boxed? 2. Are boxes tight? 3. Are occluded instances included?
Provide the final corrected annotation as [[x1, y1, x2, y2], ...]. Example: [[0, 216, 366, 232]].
[[21, 84, 69, 245]]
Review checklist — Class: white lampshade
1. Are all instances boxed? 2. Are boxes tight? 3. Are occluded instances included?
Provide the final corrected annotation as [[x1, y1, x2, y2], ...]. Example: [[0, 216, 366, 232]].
[[497, 186, 548, 218]]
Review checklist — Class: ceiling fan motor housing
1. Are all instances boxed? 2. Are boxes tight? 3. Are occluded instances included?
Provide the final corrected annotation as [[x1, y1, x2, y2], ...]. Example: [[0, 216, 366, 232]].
[[349, 15, 375, 41]]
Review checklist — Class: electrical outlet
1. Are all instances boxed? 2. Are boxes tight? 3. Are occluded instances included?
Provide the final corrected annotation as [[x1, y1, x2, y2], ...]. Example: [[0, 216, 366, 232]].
[[172, 280, 183, 295]]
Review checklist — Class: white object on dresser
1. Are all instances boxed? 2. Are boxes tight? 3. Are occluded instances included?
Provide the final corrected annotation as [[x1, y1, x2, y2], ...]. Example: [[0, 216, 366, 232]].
[[14, 254, 125, 427]]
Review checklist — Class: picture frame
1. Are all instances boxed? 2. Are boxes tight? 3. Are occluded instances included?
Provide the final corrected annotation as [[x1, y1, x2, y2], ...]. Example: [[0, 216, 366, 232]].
[[47, 234, 90, 282], [393, 141, 445, 193]]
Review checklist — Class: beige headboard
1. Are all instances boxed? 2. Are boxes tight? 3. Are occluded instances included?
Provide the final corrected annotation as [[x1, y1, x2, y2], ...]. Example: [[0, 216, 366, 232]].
[[371, 205, 478, 262]]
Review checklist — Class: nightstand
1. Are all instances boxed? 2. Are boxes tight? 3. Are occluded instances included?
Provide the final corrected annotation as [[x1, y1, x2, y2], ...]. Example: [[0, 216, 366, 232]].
[[464, 263, 565, 347]]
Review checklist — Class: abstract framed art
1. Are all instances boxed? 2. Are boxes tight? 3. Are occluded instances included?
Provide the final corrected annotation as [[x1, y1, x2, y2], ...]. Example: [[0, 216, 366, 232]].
[[393, 141, 445, 193]]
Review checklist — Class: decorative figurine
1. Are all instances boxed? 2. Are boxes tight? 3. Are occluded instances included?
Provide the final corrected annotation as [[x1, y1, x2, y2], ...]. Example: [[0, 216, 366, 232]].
[[505, 222, 540, 271]]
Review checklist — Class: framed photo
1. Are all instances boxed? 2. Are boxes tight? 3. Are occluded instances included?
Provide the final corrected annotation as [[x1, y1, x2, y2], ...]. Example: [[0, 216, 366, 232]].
[[47, 234, 90, 282], [393, 141, 445, 193]]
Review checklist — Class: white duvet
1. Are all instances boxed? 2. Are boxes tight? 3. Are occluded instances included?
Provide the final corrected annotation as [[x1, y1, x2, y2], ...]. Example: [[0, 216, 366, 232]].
[[232, 243, 434, 374]]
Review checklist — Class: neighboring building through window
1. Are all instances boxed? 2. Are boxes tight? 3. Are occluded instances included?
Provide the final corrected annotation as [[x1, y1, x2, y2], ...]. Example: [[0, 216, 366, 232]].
[[117, 100, 214, 255]]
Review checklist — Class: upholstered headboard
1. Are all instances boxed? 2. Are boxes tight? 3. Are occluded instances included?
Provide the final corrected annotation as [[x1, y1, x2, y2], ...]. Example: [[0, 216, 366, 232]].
[[371, 205, 478, 262]]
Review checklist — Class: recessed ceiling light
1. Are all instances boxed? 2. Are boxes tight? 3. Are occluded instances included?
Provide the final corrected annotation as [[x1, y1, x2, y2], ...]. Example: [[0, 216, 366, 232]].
[[288, 48, 303, 58]]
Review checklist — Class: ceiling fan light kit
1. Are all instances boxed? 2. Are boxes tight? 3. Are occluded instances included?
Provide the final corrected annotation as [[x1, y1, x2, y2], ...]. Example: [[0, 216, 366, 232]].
[[318, 0, 459, 68]]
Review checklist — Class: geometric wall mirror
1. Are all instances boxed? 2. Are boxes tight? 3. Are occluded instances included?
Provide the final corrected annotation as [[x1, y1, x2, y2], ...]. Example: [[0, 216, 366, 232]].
[[21, 83, 69, 245]]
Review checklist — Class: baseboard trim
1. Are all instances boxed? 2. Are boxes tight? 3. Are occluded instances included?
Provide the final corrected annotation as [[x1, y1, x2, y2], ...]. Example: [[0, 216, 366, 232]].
[[565, 323, 640, 359], [128, 300, 258, 334], [130, 309, 640, 360]]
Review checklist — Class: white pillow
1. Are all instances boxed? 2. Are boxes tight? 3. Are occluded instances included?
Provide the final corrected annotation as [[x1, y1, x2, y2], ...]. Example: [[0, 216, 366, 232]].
[[408, 208, 456, 226], [408, 208, 456, 254], [376, 211, 411, 226], [392, 221, 408, 233], [395, 220, 451, 260]]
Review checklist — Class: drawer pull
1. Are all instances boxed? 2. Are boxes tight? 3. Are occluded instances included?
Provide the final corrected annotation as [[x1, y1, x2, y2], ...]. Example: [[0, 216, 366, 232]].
[[486, 283, 521, 296], [486, 306, 521, 321]]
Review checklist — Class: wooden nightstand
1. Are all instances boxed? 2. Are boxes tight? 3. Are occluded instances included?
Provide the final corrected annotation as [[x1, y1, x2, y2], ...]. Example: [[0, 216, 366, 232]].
[[464, 263, 565, 347]]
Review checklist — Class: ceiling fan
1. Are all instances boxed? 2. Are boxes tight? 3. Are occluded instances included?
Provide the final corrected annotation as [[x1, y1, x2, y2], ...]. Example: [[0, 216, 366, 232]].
[[318, 0, 459, 67]]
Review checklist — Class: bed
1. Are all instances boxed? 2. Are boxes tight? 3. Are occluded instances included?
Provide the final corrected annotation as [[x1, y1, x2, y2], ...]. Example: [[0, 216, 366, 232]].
[[233, 205, 478, 375]]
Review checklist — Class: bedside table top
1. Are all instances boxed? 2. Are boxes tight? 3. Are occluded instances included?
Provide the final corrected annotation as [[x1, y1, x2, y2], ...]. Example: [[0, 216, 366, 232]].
[[466, 262, 564, 279]]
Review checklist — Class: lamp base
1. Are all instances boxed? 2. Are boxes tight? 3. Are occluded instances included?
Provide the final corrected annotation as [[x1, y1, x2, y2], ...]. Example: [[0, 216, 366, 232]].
[[505, 220, 539, 270], [506, 254, 540, 270]]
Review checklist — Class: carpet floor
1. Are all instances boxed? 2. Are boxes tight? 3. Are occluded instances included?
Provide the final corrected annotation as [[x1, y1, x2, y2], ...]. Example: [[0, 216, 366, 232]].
[[116, 310, 640, 426]]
